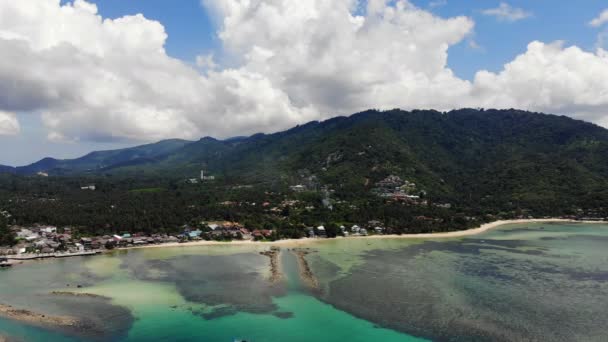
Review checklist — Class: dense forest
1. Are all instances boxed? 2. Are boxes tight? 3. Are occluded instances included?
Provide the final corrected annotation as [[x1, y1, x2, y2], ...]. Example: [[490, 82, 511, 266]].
[[0, 174, 480, 239], [1, 109, 608, 239], [0, 215, 13, 246]]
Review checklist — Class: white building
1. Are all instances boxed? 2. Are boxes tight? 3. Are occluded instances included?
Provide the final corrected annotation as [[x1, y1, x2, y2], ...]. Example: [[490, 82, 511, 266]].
[[40, 226, 57, 234], [200, 170, 215, 181]]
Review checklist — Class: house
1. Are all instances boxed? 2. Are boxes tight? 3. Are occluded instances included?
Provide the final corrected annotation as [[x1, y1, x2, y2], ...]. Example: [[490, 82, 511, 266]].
[[290, 185, 306, 192], [80, 185, 96, 191], [40, 226, 57, 234], [25, 235, 39, 242], [252, 229, 273, 239], [374, 226, 384, 234], [376, 175, 403, 188], [239, 228, 252, 240], [316, 225, 327, 237], [188, 230, 203, 239], [35, 240, 49, 248], [132, 237, 148, 245], [40, 247, 54, 254], [16, 229, 35, 239], [80, 238, 93, 250], [351, 225, 361, 233], [359, 228, 368, 236], [56, 234, 72, 243], [164, 236, 179, 243]]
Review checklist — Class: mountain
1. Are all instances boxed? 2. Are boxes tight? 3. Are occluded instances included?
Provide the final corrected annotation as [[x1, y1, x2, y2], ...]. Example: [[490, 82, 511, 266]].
[[0, 165, 14, 174], [13, 139, 192, 175], [6, 108, 608, 212]]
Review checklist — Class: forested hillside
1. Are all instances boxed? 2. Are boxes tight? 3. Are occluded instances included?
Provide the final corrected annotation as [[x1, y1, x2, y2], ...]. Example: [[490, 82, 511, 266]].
[[2, 109, 608, 236]]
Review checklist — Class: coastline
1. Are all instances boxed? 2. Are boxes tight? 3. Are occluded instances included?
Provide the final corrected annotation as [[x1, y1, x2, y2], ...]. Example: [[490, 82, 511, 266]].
[[115, 218, 604, 251], [3, 219, 604, 266]]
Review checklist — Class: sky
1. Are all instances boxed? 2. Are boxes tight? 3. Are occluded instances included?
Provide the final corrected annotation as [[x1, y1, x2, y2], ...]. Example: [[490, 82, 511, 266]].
[[1, 0, 608, 166]]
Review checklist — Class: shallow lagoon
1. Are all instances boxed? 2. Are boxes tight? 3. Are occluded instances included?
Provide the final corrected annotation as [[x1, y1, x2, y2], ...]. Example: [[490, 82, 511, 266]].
[[0, 222, 607, 341]]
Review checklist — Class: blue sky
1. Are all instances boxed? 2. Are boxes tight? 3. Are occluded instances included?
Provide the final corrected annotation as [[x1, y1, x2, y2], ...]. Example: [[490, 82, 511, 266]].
[[78, 0, 608, 79], [1, 0, 608, 166]]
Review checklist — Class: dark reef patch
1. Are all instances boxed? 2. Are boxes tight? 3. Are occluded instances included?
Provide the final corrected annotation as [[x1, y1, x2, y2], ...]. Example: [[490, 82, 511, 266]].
[[28, 292, 135, 340], [272, 311, 294, 319], [313, 236, 608, 342], [128, 253, 286, 319]]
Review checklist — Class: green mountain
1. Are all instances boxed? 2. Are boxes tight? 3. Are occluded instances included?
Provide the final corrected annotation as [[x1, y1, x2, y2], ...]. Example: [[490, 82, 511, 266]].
[[6, 108, 608, 213], [0, 165, 14, 174], [13, 139, 192, 175], [5, 108, 608, 235]]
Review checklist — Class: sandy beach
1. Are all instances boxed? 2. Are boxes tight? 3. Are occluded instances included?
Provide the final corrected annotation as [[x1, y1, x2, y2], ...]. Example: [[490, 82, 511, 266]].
[[118, 218, 603, 251]]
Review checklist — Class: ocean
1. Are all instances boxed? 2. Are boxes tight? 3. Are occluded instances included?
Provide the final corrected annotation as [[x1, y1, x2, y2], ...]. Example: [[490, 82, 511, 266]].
[[0, 222, 606, 341]]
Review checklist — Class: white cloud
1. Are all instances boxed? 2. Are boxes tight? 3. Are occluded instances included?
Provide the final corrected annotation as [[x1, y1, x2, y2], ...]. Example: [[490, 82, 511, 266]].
[[0, 0, 475, 142], [204, 0, 475, 114], [429, 0, 447, 9], [472, 41, 608, 125], [590, 9, 608, 27], [482, 2, 532, 22], [195, 53, 218, 70], [0, 0, 608, 144], [0, 111, 19, 136]]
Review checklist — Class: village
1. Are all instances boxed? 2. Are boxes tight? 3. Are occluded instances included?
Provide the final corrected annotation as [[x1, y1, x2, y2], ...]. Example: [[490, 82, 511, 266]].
[[0, 173, 433, 266], [0, 219, 395, 266]]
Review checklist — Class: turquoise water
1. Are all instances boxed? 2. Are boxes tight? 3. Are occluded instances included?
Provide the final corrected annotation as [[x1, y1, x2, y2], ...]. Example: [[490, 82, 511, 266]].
[[0, 223, 607, 341]]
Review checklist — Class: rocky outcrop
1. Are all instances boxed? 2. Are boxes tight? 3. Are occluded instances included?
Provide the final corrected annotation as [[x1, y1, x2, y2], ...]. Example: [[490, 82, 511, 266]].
[[260, 246, 282, 283], [0, 304, 80, 329], [292, 248, 319, 290]]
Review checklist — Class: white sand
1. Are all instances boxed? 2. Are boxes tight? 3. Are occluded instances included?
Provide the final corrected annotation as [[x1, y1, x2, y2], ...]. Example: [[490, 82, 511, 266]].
[[119, 219, 603, 251]]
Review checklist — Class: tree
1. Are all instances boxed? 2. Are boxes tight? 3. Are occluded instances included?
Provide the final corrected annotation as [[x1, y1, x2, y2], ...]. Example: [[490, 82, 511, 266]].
[[0, 216, 15, 247], [325, 223, 339, 238]]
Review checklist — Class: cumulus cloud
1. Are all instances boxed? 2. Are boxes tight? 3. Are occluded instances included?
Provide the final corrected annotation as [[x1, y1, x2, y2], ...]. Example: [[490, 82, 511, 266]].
[[195, 53, 218, 70], [590, 9, 608, 27], [0, 0, 608, 144], [204, 0, 475, 115], [482, 2, 532, 22], [0, 0, 475, 141], [472, 41, 608, 125], [0, 111, 19, 135]]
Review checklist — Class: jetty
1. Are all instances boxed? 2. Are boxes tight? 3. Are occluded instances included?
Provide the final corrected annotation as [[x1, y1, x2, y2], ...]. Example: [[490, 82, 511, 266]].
[[5, 250, 101, 261]]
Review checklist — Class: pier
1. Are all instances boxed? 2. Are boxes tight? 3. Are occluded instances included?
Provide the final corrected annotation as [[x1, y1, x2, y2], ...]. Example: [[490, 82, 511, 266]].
[[5, 251, 101, 261]]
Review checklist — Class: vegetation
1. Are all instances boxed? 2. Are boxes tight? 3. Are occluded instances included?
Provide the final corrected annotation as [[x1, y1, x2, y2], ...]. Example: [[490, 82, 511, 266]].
[[0, 215, 14, 246], [2, 109, 608, 239]]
